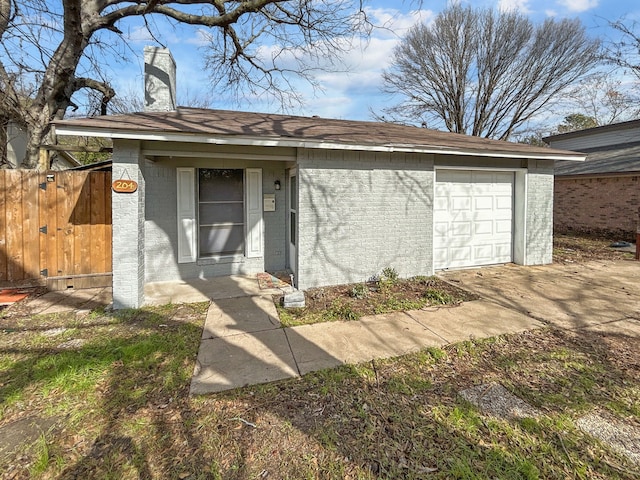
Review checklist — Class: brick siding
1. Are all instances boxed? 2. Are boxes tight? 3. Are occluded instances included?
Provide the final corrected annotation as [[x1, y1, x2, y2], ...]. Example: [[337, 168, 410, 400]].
[[296, 149, 435, 290], [525, 161, 554, 265], [554, 175, 640, 240]]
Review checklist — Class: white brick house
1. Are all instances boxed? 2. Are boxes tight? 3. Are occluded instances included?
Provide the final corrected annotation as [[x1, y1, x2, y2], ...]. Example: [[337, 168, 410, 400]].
[[53, 48, 585, 308]]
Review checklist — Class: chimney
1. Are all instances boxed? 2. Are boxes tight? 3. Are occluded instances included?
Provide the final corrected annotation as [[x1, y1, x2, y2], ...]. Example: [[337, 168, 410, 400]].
[[144, 46, 176, 112]]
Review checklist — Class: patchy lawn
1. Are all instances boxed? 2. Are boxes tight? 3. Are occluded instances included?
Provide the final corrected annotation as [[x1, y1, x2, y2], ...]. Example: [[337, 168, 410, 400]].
[[276, 271, 478, 327], [1, 234, 638, 478], [1, 303, 639, 479], [553, 233, 635, 264]]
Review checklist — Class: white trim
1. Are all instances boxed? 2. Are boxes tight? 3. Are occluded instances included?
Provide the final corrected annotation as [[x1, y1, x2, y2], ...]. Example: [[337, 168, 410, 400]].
[[434, 165, 527, 172], [54, 126, 586, 162], [176, 167, 197, 263], [245, 168, 263, 258], [142, 149, 295, 161]]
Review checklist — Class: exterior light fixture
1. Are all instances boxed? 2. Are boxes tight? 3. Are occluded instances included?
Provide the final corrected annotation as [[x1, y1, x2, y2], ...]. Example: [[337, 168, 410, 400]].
[[274, 180, 281, 190]]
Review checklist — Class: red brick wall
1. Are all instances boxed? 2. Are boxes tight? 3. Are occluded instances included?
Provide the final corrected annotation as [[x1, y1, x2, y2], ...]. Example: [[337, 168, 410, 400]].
[[554, 175, 640, 240]]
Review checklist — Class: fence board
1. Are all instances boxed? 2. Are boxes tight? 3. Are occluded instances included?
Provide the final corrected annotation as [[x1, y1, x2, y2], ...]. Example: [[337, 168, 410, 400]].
[[6, 172, 24, 282], [22, 173, 40, 279], [71, 172, 91, 275], [104, 173, 112, 273], [90, 173, 106, 273], [61, 173, 76, 278], [0, 170, 112, 288], [0, 172, 6, 282]]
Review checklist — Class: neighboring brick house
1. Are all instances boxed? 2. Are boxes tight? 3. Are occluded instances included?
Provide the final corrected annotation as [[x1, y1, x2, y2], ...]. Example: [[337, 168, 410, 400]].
[[52, 48, 585, 308], [544, 121, 640, 240]]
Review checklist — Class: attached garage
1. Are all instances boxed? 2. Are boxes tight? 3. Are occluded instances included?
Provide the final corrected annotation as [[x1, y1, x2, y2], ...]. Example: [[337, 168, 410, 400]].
[[434, 169, 515, 269]]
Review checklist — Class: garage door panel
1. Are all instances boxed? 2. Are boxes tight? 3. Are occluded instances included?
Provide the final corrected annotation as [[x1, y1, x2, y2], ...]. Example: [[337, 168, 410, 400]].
[[450, 246, 472, 262], [434, 248, 448, 265], [473, 245, 494, 262], [451, 196, 471, 211], [496, 196, 513, 209], [495, 219, 513, 234], [434, 222, 449, 236], [434, 197, 449, 211], [474, 196, 493, 210], [474, 220, 493, 235], [495, 244, 512, 259], [434, 170, 514, 269], [451, 222, 472, 236]]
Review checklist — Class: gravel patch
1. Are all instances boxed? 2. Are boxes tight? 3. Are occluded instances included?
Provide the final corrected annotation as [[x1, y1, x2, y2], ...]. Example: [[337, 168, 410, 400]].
[[576, 411, 640, 466], [43, 327, 68, 337], [57, 338, 87, 349], [459, 382, 542, 420]]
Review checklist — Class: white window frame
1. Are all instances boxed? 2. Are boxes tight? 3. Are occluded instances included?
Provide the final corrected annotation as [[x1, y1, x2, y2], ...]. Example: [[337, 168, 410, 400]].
[[176, 167, 263, 263]]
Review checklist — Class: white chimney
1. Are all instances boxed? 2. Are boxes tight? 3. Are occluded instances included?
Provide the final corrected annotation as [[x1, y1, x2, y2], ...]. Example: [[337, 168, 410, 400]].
[[144, 46, 176, 112]]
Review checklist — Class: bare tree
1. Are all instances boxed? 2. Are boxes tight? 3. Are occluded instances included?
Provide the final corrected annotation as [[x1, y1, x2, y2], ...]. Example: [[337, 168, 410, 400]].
[[563, 72, 640, 126], [607, 18, 640, 82], [0, 0, 370, 169], [380, 4, 601, 140]]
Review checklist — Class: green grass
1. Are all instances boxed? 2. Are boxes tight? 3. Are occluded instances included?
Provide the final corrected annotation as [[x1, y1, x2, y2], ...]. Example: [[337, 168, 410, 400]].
[[1, 305, 639, 479]]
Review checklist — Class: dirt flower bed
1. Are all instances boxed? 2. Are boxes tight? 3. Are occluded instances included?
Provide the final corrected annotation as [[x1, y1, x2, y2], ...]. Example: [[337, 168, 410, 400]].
[[275, 270, 478, 327]]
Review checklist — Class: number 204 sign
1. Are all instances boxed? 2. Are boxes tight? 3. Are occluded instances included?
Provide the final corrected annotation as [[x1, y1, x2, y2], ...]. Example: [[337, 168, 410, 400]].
[[112, 180, 138, 193]]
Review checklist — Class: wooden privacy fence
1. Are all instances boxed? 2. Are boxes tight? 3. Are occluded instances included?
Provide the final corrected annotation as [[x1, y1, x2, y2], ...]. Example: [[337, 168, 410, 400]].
[[0, 170, 112, 289]]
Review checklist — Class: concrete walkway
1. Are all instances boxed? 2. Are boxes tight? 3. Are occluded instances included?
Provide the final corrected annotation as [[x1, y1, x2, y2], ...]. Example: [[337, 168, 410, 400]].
[[187, 279, 543, 394], [188, 260, 640, 394]]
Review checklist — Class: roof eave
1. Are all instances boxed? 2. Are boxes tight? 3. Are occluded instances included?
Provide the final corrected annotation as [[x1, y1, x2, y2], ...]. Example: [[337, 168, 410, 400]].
[[54, 125, 585, 162]]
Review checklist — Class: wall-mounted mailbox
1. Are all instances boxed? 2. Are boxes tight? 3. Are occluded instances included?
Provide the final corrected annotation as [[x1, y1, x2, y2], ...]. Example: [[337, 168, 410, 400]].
[[263, 193, 276, 212]]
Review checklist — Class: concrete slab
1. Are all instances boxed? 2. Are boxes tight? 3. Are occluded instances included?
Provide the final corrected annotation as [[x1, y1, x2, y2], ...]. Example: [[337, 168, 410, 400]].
[[287, 312, 444, 375], [25, 287, 111, 315], [440, 262, 640, 330], [202, 295, 280, 339], [583, 318, 640, 338], [409, 300, 544, 344], [38, 288, 107, 315], [190, 329, 299, 394], [145, 275, 284, 305]]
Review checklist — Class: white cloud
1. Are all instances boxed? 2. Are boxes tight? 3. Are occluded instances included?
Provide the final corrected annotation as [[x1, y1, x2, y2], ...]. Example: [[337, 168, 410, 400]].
[[185, 29, 212, 47], [125, 25, 155, 43], [545, 9, 558, 16], [557, 0, 599, 13], [365, 7, 435, 35], [498, 0, 532, 14]]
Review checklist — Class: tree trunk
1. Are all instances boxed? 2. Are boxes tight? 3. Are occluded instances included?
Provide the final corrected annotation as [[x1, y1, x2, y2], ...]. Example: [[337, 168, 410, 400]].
[[22, 112, 52, 169]]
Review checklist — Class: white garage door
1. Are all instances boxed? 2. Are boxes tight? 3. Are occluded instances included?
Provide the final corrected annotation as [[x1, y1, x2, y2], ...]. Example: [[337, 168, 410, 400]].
[[434, 170, 514, 269]]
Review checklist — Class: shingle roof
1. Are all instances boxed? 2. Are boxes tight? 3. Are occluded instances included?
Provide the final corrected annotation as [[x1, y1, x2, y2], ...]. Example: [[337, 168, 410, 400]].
[[554, 142, 640, 176], [54, 107, 582, 160], [544, 118, 640, 143]]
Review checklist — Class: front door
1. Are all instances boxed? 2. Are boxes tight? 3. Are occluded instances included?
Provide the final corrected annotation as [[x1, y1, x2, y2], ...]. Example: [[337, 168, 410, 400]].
[[288, 169, 297, 282]]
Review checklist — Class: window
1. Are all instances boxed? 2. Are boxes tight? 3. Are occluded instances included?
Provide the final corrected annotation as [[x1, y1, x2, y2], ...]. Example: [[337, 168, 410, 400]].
[[198, 168, 244, 256]]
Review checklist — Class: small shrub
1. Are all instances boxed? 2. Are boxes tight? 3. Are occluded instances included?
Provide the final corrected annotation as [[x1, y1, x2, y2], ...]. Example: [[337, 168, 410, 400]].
[[380, 267, 399, 283], [424, 288, 455, 305], [425, 347, 447, 362], [350, 283, 369, 299], [373, 296, 425, 314], [412, 275, 439, 287], [378, 267, 400, 293], [325, 301, 359, 321]]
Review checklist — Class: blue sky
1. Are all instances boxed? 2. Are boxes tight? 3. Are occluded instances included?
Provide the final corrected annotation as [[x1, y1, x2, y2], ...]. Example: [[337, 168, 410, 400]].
[[99, 0, 640, 121]]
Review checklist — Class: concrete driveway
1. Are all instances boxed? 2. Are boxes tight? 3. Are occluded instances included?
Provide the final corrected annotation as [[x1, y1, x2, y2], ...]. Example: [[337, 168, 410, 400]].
[[439, 260, 640, 335]]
